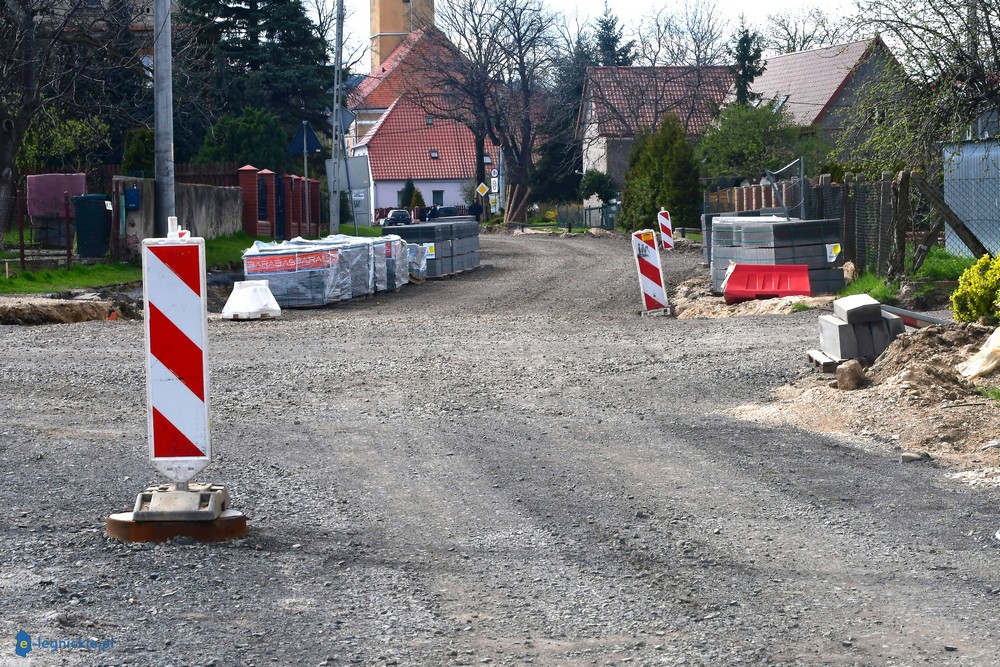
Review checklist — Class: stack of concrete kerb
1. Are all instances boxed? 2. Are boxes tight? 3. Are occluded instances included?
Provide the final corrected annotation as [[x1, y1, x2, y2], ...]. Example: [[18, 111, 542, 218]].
[[385, 220, 480, 278], [818, 294, 905, 363], [710, 216, 845, 294]]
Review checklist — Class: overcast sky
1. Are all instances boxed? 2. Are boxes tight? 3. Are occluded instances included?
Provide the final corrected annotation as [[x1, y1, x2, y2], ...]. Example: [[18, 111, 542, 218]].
[[343, 0, 856, 74]]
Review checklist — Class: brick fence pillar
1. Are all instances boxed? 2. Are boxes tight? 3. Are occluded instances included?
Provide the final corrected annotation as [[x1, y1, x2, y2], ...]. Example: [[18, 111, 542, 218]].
[[259, 169, 276, 239], [238, 165, 259, 235], [281, 174, 295, 237]]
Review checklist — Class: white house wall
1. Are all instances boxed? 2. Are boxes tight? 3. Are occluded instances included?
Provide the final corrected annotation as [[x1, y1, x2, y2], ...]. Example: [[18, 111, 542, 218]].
[[373, 180, 473, 210]]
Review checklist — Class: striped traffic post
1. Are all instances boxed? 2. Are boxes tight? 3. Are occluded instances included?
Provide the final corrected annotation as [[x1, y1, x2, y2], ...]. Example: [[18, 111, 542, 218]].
[[631, 229, 670, 314], [106, 217, 247, 542], [657, 209, 674, 250], [143, 227, 212, 482]]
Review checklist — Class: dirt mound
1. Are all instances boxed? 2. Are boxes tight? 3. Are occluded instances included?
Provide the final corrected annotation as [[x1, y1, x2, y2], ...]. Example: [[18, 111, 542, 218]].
[[672, 274, 834, 319], [728, 322, 1000, 470], [0, 293, 142, 325], [868, 323, 992, 383]]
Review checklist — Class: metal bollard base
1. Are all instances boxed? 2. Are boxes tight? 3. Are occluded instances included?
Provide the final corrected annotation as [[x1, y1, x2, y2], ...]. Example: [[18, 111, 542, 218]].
[[105, 509, 248, 543]]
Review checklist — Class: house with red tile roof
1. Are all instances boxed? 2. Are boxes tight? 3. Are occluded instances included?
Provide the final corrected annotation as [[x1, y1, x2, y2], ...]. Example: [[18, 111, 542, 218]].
[[353, 95, 498, 210], [347, 29, 439, 152], [346, 26, 498, 213], [749, 37, 899, 146], [576, 66, 733, 196]]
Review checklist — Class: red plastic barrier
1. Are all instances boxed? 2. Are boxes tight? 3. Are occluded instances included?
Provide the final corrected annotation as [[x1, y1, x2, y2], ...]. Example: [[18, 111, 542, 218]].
[[723, 264, 811, 304]]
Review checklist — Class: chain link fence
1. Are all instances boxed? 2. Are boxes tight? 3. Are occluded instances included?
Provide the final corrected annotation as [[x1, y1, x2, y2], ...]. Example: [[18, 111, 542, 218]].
[[704, 167, 1000, 278]]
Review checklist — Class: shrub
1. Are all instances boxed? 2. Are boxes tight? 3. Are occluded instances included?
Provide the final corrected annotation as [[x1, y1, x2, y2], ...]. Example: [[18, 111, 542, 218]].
[[951, 254, 1000, 323]]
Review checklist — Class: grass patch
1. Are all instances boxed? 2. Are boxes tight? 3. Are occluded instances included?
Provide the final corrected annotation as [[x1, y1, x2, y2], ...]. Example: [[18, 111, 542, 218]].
[[0, 262, 142, 294], [913, 245, 975, 281], [791, 301, 813, 312], [978, 387, 1000, 403], [839, 272, 899, 304]]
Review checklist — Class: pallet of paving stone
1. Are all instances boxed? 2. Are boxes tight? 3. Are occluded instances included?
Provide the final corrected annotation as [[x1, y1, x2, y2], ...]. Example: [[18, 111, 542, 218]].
[[807, 349, 843, 373]]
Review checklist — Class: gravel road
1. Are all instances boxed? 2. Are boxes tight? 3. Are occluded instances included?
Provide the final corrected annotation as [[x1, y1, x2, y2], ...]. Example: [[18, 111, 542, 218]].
[[2, 233, 999, 666]]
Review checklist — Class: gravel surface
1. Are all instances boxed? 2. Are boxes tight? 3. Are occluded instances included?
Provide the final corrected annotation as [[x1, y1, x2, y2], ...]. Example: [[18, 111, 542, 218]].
[[2, 233, 1000, 666]]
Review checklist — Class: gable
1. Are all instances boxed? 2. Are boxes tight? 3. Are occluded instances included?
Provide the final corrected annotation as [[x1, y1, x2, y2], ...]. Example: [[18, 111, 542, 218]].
[[357, 96, 498, 181], [750, 39, 878, 126], [580, 66, 733, 139]]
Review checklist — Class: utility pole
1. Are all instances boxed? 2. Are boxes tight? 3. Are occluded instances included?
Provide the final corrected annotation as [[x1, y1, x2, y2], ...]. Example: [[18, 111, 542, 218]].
[[329, 0, 345, 233], [153, 0, 175, 238]]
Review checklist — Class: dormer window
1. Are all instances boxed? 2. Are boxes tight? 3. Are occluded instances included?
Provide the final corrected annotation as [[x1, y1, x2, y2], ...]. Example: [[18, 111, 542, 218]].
[[429, 150, 439, 159]]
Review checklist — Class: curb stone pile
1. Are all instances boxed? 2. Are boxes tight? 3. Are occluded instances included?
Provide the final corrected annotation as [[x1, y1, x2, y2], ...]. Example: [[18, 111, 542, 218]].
[[818, 294, 905, 363]]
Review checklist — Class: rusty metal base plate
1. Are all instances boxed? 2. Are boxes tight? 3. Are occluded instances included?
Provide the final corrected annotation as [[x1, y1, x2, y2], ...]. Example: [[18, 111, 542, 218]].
[[105, 509, 248, 543]]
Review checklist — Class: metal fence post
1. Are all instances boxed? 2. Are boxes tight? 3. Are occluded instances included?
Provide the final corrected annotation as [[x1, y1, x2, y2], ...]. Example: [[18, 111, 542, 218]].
[[64, 191, 72, 270]]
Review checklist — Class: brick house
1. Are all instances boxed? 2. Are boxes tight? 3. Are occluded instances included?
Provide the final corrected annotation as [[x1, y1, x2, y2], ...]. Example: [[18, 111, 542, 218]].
[[347, 27, 497, 215], [353, 95, 498, 211], [575, 66, 733, 203]]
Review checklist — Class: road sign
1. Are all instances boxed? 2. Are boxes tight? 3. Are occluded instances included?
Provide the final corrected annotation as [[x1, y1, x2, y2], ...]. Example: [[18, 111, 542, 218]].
[[490, 177, 499, 193], [476, 182, 489, 197], [489, 194, 498, 209], [491, 168, 499, 178], [657, 210, 674, 250], [631, 229, 669, 312], [142, 228, 212, 483]]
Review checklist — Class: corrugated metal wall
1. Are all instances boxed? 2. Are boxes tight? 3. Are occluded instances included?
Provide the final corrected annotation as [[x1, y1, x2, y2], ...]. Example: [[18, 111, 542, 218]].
[[943, 141, 1000, 257]]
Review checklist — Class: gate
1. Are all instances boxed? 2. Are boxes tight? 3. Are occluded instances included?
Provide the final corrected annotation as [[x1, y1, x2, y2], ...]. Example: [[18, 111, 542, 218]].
[[275, 179, 286, 240]]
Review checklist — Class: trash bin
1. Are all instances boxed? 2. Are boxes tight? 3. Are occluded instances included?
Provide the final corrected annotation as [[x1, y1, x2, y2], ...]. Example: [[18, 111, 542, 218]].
[[72, 194, 110, 258]]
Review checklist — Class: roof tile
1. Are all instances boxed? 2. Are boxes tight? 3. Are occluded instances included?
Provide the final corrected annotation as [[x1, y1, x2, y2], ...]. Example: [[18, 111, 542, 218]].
[[751, 39, 875, 125], [358, 96, 498, 181], [583, 66, 733, 137]]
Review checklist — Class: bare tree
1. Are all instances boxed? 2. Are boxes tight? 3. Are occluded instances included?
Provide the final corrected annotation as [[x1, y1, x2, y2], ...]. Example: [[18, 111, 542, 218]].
[[636, 0, 728, 68], [838, 0, 1000, 172], [0, 0, 147, 243], [302, 0, 367, 70], [578, 0, 730, 148], [417, 0, 557, 223], [764, 7, 860, 55]]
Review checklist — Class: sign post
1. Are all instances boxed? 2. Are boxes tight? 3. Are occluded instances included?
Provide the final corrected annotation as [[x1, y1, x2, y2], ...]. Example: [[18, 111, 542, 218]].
[[631, 229, 671, 315], [106, 217, 247, 542]]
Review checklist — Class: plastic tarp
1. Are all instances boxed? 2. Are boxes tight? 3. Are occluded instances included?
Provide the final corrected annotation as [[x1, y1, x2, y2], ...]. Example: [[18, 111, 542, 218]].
[[408, 243, 427, 280], [957, 327, 1000, 378], [242, 240, 341, 308], [382, 235, 409, 290]]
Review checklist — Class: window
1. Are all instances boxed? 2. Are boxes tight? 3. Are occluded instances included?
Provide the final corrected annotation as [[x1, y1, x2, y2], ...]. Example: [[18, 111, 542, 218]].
[[429, 150, 439, 159], [426, 115, 433, 126], [483, 155, 493, 164], [773, 95, 789, 112], [432, 190, 444, 206], [397, 189, 406, 206]]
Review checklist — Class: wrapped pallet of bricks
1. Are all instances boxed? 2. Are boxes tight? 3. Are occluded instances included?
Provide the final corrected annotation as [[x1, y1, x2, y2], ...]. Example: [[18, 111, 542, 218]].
[[816, 294, 905, 364], [242, 240, 341, 307], [382, 235, 409, 291], [321, 235, 376, 298], [408, 243, 427, 280]]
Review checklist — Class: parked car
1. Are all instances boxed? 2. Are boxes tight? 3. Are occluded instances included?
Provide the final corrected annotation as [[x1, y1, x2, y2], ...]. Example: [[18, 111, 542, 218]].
[[385, 209, 412, 226], [435, 206, 459, 217]]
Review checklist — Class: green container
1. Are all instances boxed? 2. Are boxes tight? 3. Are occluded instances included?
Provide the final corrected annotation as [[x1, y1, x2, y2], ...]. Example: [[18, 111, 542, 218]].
[[72, 194, 110, 258]]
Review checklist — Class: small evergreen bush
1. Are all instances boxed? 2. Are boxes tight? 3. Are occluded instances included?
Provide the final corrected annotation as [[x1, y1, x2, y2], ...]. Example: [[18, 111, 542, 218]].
[[951, 254, 1000, 323]]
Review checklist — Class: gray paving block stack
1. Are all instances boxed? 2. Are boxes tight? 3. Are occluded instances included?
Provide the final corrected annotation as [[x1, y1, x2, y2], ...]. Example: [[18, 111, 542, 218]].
[[818, 294, 904, 362], [710, 216, 844, 294], [386, 219, 480, 278]]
